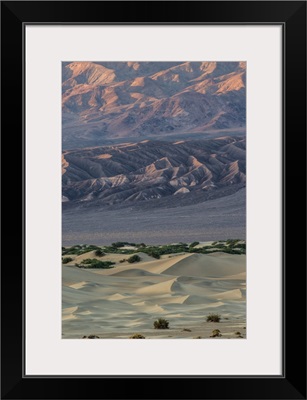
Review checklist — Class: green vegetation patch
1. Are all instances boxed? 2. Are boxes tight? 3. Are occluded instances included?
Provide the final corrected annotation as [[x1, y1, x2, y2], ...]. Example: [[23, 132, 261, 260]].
[[62, 257, 73, 264], [94, 249, 105, 257], [103, 246, 135, 255], [63, 239, 246, 261], [62, 244, 102, 256], [127, 255, 141, 263], [140, 243, 189, 259], [78, 258, 115, 269], [111, 241, 136, 248]]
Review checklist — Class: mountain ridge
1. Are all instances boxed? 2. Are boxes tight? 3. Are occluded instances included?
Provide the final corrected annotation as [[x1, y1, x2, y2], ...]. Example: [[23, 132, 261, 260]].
[[62, 61, 246, 149], [62, 136, 246, 209]]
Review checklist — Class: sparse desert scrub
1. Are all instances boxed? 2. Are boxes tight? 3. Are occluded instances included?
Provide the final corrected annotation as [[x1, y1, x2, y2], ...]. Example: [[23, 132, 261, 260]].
[[210, 329, 222, 337], [94, 249, 105, 257], [127, 255, 141, 263], [129, 333, 145, 339], [62, 244, 101, 256], [80, 259, 115, 269], [62, 257, 73, 264], [226, 239, 240, 246], [189, 241, 199, 248], [82, 335, 100, 339], [153, 318, 169, 329], [206, 313, 221, 322], [147, 250, 161, 259], [62, 238, 246, 339], [103, 245, 135, 254], [111, 241, 136, 248]]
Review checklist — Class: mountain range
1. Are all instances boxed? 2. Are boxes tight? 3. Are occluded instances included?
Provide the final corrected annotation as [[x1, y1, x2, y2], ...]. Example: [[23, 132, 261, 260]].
[[62, 61, 246, 149], [62, 136, 245, 208]]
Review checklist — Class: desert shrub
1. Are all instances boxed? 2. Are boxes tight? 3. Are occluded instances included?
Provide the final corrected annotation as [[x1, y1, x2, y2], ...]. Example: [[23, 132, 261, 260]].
[[94, 249, 105, 257], [213, 243, 227, 249], [223, 248, 243, 255], [191, 244, 245, 255], [103, 246, 135, 254], [235, 331, 241, 335], [235, 243, 246, 248], [80, 259, 115, 269], [226, 239, 240, 246], [82, 334, 99, 339], [62, 257, 73, 264], [62, 244, 101, 256], [62, 245, 80, 255], [206, 313, 221, 322], [103, 246, 118, 253], [112, 242, 137, 247], [141, 243, 189, 258], [111, 242, 123, 248], [210, 329, 222, 337], [211, 241, 217, 246], [189, 241, 199, 248], [127, 255, 141, 263], [153, 318, 169, 329], [194, 336, 202, 339], [119, 259, 126, 263], [82, 258, 97, 265], [129, 333, 145, 339], [147, 250, 161, 259]]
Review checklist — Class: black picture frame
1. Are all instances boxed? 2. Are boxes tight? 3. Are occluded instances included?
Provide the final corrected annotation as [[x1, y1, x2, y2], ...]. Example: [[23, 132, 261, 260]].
[[1, 1, 306, 399]]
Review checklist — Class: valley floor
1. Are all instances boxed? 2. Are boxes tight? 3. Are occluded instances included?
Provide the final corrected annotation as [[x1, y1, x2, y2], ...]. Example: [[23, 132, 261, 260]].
[[62, 188, 245, 246]]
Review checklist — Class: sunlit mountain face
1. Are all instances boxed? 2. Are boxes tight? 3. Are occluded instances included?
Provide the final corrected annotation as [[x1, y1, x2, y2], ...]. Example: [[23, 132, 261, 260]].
[[62, 61, 246, 149]]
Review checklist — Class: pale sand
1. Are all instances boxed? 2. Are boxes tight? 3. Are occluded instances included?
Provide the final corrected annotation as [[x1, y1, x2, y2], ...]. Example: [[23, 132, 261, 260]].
[[62, 252, 246, 338]]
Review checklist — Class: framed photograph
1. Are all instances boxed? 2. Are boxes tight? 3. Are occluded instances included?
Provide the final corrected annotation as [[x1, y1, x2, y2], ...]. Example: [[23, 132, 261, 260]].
[[1, 1, 306, 399]]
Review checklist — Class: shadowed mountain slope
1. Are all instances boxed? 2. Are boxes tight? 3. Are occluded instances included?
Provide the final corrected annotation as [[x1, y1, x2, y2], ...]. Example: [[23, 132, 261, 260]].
[[62, 136, 245, 207]]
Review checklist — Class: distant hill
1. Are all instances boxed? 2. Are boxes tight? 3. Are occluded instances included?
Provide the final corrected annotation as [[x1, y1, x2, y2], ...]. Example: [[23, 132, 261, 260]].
[[62, 61, 246, 149]]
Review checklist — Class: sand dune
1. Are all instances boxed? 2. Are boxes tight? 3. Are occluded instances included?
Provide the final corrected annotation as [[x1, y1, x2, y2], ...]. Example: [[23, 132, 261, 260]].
[[160, 253, 245, 278], [211, 288, 243, 300], [62, 252, 246, 338], [109, 268, 160, 278], [136, 277, 178, 295]]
